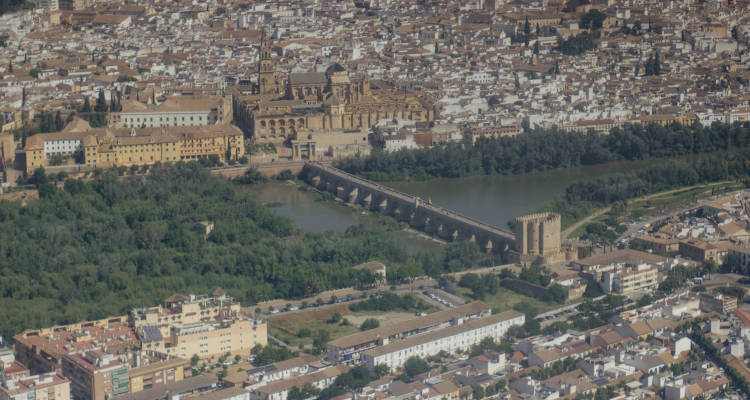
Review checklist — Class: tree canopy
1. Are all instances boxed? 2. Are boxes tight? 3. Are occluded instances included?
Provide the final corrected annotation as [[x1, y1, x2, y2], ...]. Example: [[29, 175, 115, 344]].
[[336, 122, 750, 182], [0, 163, 414, 339]]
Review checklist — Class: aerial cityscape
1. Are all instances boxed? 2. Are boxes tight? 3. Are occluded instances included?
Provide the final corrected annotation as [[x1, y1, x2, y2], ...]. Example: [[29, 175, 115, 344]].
[[2, 0, 750, 399]]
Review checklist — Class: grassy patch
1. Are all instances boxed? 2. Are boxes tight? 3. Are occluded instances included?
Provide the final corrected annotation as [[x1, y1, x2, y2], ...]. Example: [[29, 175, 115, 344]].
[[267, 303, 434, 349], [456, 287, 558, 315]]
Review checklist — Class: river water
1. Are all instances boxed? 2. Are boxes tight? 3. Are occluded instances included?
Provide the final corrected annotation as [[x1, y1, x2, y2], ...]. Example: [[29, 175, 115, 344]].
[[251, 160, 654, 252]]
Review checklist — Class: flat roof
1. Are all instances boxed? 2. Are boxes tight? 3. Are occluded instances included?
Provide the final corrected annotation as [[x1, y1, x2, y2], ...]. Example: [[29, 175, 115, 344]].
[[362, 311, 524, 358], [112, 375, 218, 400], [328, 302, 490, 350]]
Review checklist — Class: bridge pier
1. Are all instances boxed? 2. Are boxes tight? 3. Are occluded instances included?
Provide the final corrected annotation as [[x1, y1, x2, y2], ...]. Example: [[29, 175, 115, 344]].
[[378, 199, 388, 213], [348, 187, 358, 204], [362, 193, 372, 208]]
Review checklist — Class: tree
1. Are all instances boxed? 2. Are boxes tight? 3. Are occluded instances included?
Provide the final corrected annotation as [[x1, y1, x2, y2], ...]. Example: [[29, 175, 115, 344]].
[[580, 9, 606, 30], [533, 40, 540, 55], [28, 167, 48, 186], [703, 260, 717, 280], [403, 356, 430, 380], [95, 89, 108, 112], [81, 97, 91, 113], [488, 95, 500, 107], [235, 168, 268, 184], [653, 51, 661, 75], [54, 111, 64, 131], [547, 283, 568, 303], [191, 354, 200, 366], [524, 17, 530, 37], [328, 312, 343, 324], [722, 253, 741, 273], [313, 329, 331, 353], [360, 318, 380, 331], [374, 364, 390, 377], [7, 61, 11, 73], [636, 294, 654, 308]]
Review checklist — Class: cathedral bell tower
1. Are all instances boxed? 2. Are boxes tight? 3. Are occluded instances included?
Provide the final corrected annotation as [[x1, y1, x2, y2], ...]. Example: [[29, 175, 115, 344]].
[[258, 31, 280, 96]]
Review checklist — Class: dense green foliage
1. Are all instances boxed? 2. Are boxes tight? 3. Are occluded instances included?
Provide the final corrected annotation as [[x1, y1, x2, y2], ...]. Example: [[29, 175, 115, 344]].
[[287, 383, 320, 400], [0, 0, 24, 16], [360, 318, 380, 331], [458, 273, 499, 300], [527, 357, 578, 380], [402, 356, 430, 381], [251, 344, 298, 367], [338, 122, 750, 181], [691, 325, 750, 396], [557, 33, 598, 55], [546, 151, 750, 226], [470, 337, 513, 356], [0, 164, 413, 339], [518, 263, 553, 286], [658, 266, 699, 293], [713, 286, 745, 302], [349, 293, 428, 313], [318, 365, 373, 399], [580, 9, 606, 29]]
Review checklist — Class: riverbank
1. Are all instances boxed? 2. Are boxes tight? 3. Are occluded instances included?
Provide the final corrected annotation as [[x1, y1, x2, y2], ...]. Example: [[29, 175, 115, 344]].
[[562, 180, 741, 240]]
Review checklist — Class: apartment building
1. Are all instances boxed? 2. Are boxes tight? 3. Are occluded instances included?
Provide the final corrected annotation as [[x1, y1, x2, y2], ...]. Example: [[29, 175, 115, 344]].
[[360, 311, 525, 371], [250, 365, 349, 400], [699, 292, 738, 314], [326, 302, 491, 363], [13, 316, 137, 373], [0, 373, 70, 400], [0, 347, 29, 384], [111, 96, 232, 128], [62, 350, 188, 400], [679, 239, 730, 264], [600, 264, 659, 295], [131, 291, 267, 360]]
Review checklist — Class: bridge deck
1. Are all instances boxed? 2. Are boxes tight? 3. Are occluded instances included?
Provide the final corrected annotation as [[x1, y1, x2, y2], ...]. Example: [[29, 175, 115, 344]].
[[308, 162, 514, 240]]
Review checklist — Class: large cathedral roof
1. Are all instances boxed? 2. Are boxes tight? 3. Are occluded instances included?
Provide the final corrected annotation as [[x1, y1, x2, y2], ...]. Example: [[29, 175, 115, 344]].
[[289, 72, 327, 85]]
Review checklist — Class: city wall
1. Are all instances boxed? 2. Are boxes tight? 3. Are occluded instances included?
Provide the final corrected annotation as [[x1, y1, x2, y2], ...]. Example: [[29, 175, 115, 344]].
[[210, 161, 308, 179], [302, 162, 516, 254]]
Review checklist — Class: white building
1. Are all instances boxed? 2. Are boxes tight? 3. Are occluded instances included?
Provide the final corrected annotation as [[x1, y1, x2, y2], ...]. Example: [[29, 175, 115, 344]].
[[360, 311, 524, 371], [115, 96, 231, 129]]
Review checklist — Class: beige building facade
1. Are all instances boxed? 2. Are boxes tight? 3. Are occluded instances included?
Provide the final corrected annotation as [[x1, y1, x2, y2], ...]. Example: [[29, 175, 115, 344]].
[[131, 291, 267, 360], [234, 32, 437, 153], [24, 121, 244, 172]]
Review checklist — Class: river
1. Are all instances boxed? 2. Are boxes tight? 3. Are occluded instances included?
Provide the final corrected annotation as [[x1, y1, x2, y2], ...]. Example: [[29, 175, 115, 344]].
[[252, 160, 656, 252]]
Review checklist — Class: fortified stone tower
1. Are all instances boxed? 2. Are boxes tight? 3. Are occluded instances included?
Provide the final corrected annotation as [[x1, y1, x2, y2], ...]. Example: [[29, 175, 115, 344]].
[[512, 212, 564, 264]]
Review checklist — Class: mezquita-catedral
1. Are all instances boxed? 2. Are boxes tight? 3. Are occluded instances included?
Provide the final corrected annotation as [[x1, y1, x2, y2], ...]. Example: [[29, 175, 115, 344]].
[[234, 31, 439, 160]]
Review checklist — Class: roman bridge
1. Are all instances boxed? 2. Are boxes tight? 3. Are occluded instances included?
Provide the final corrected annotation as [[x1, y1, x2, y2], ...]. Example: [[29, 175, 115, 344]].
[[302, 162, 516, 254]]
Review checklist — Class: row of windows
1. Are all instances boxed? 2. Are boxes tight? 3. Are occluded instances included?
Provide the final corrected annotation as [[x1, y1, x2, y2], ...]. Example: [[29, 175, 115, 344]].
[[125, 115, 209, 123]]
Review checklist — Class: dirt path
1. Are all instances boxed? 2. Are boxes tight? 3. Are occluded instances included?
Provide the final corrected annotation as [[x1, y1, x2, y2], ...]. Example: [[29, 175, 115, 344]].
[[562, 181, 733, 240]]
